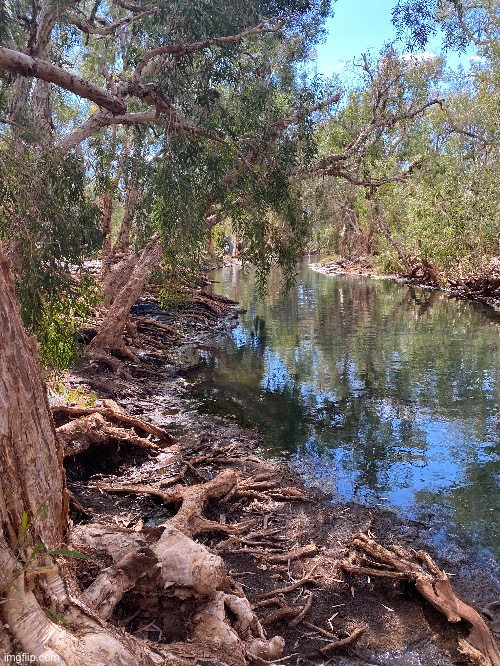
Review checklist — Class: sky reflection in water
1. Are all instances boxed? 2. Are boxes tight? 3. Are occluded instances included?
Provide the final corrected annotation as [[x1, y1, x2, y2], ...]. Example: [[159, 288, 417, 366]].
[[190, 261, 500, 559]]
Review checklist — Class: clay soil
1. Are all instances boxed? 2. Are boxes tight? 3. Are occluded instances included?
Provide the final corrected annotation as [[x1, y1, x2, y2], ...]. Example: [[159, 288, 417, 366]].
[[60, 291, 500, 666]]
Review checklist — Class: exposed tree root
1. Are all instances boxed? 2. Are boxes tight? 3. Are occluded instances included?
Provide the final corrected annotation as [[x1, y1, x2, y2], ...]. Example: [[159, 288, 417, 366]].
[[96, 469, 257, 537], [259, 576, 319, 599], [82, 546, 158, 620], [132, 316, 182, 339], [259, 593, 314, 628], [264, 543, 318, 563], [52, 399, 175, 446], [71, 489, 285, 665], [86, 348, 136, 377], [341, 533, 500, 666], [319, 627, 365, 654], [57, 412, 160, 456]]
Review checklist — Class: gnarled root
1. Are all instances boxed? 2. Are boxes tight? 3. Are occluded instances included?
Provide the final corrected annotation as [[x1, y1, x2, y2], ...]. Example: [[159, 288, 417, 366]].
[[342, 533, 500, 666], [57, 412, 160, 457], [98, 468, 255, 538], [2, 568, 162, 666], [71, 520, 284, 664], [52, 400, 175, 446]]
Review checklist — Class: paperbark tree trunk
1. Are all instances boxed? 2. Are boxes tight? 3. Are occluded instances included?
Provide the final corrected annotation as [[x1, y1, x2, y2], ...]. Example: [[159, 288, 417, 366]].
[[113, 185, 139, 255], [0, 247, 152, 665], [89, 232, 163, 356], [100, 191, 114, 266]]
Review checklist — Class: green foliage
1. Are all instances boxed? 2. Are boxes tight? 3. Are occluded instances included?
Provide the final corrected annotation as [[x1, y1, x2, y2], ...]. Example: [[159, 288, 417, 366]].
[[55, 386, 99, 407], [392, 0, 499, 55], [302, 40, 500, 278], [0, 0, 9, 42], [34, 278, 101, 378], [0, 140, 101, 372]]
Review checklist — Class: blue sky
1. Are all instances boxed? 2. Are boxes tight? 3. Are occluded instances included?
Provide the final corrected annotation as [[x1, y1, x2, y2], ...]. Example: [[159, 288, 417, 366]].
[[313, 0, 475, 77]]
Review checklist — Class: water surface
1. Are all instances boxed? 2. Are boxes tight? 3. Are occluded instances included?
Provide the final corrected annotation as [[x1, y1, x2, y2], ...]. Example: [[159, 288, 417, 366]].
[[189, 261, 500, 561]]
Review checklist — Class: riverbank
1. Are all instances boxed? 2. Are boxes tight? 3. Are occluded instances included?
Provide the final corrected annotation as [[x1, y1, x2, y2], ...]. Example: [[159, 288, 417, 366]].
[[54, 288, 500, 666], [309, 256, 500, 310]]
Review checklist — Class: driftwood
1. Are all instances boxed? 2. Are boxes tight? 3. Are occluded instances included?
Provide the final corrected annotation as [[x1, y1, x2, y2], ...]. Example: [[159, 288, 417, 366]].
[[341, 533, 500, 666]]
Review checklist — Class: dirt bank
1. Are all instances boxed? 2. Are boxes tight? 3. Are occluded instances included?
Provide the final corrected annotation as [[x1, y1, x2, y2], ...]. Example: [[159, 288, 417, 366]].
[[56, 290, 500, 666], [310, 256, 500, 311]]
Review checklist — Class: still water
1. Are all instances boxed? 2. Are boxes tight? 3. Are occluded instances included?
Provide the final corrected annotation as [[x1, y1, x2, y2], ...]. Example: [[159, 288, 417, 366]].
[[190, 260, 500, 560]]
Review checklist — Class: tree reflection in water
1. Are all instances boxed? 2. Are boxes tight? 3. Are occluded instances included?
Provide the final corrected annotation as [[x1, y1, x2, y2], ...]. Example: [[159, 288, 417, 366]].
[[189, 261, 500, 558]]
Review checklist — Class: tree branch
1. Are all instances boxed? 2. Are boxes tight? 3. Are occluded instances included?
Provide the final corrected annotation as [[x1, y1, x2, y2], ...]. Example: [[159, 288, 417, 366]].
[[270, 93, 342, 133], [131, 20, 282, 83], [298, 97, 443, 180], [296, 155, 424, 188], [0, 46, 126, 114], [68, 7, 153, 36]]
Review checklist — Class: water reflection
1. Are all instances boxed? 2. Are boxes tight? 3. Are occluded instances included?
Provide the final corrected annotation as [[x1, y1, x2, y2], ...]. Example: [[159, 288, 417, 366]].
[[190, 261, 500, 558]]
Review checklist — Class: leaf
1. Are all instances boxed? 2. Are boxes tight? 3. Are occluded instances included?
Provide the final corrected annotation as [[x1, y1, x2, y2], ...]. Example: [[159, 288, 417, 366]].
[[47, 549, 88, 560], [28, 567, 57, 575], [43, 607, 69, 625], [30, 544, 45, 557], [21, 511, 29, 532]]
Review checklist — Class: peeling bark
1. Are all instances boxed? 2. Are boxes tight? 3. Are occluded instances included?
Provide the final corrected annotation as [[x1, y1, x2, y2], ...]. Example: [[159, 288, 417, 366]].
[[0, 46, 127, 114], [88, 233, 163, 356], [114, 185, 140, 254], [100, 191, 114, 263], [101, 251, 139, 307]]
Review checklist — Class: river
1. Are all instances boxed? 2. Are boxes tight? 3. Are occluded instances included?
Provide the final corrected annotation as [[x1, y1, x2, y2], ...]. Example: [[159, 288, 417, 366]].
[[188, 260, 499, 567]]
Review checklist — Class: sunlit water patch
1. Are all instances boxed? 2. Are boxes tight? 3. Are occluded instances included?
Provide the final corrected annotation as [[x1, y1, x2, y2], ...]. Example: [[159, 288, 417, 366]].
[[187, 260, 500, 565]]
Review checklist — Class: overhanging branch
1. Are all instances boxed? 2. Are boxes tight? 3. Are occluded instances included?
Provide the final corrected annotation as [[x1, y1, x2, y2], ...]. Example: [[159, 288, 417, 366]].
[[0, 47, 126, 114], [131, 21, 282, 83]]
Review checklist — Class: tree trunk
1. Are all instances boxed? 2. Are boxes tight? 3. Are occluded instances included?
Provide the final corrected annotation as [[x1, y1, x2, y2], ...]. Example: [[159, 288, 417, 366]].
[[0, 247, 152, 664], [377, 217, 413, 271], [100, 192, 114, 265], [113, 185, 139, 254], [101, 251, 140, 306], [89, 232, 163, 356]]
